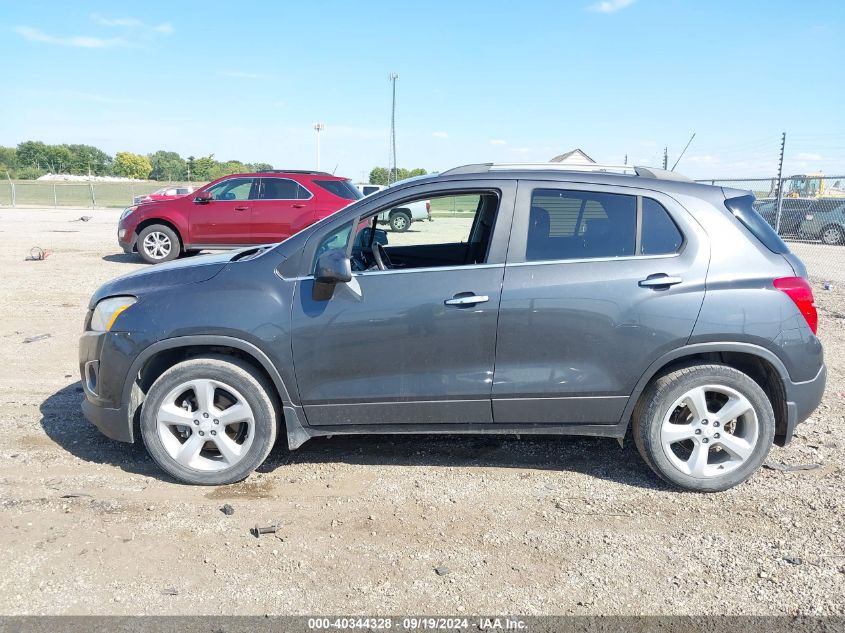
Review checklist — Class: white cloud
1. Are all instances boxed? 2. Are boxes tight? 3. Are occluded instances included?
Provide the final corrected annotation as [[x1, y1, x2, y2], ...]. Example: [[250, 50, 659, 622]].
[[15, 15, 174, 48], [795, 152, 823, 161], [432, 131, 449, 139], [587, 0, 636, 13], [489, 139, 507, 145], [90, 15, 143, 28], [14, 26, 125, 48]]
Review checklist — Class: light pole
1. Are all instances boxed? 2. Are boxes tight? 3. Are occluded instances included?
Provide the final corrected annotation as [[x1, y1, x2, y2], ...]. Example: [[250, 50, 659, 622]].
[[314, 123, 325, 171]]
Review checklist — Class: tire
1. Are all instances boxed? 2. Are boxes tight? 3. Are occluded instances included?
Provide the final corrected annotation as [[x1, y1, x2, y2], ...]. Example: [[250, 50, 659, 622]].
[[137, 224, 181, 264], [632, 363, 775, 492], [140, 356, 278, 485], [389, 211, 412, 232], [820, 225, 844, 246]]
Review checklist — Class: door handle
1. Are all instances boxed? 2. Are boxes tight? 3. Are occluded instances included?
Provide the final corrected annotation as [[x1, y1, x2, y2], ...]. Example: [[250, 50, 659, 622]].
[[292, 203, 306, 209], [234, 206, 249, 211], [445, 294, 489, 306], [639, 274, 682, 288]]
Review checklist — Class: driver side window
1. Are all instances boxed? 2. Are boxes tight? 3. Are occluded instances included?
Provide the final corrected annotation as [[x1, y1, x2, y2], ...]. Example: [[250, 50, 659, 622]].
[[347, 191, 499, 272], [206, 177, 256, 201]]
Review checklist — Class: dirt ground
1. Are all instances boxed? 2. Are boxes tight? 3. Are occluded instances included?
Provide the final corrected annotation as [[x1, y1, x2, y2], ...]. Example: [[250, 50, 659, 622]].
[[0, 207, 843, 616]]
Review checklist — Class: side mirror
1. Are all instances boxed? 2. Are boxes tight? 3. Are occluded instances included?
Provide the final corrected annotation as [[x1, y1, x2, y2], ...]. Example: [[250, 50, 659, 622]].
[[313, 248, 352, 301], [194, 191, 213, 204]]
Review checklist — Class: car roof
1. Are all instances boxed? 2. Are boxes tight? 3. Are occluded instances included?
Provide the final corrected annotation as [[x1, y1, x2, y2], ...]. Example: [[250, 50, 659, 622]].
[[387, 163, 732, 199], [220, 170, 348, 180]]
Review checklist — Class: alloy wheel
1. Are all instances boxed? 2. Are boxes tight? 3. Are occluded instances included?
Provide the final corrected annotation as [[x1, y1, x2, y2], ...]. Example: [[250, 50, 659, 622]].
[[155, 378, 255, 472], [660, 384, 759, 479], [143, 231, 172, 259]]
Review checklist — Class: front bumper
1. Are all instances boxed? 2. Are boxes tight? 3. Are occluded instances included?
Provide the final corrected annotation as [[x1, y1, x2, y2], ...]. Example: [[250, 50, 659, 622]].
[[79, 330, 137, 443], [82, 398, 132, 442], [118, 228, 137, 254], [780, 363, 827, 445]]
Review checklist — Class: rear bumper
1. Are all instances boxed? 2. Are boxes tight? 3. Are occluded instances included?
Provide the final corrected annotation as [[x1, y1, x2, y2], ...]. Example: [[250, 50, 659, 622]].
[[780, 363, 826, 444]]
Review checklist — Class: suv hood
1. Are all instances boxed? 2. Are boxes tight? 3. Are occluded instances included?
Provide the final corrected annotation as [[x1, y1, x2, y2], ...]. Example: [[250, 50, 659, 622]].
[[88, 252, 234, 308]]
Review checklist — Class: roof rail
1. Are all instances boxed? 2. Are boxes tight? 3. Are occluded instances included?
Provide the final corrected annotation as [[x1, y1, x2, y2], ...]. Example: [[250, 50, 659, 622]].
[[256, 169, 332, 176], [440, 162, 692, 182]]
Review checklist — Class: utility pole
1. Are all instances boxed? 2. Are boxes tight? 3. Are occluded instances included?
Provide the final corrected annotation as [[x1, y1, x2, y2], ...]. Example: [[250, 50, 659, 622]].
[[314, 123, 325, 171], [624, 154, 628, 165], [663, 147, 668, 170], [774, 132, 787, 235], [388, 73, 399, 184]]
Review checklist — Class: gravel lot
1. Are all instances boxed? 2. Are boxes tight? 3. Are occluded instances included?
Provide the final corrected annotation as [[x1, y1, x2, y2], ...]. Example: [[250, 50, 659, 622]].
[[0, 207, 843, 616]]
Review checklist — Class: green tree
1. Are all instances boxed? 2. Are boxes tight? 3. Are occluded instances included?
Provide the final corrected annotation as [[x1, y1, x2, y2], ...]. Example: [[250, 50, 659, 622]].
[[16, 141, 51, 170], [190, 155, 216, 181], [251, 162, 273, 171], [209, 160, 247, 180], [114, 151, 153, 179], [149, 150, 186, 181], [65, 144, 113, 175], [369, 166, 390, 185], [0, 146, 16, 176], [369, 166, 427, 185], [44, 144, 73, 173]]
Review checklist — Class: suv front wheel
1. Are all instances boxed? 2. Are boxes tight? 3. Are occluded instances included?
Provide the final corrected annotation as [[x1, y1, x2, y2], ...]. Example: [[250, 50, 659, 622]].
[[137, 224, 181, 264], [140, 356, 278, 485], [632, 364, 775, 492]]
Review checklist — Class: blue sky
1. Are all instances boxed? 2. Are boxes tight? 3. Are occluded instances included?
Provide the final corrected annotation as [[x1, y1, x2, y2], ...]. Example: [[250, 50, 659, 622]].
[[1, 0, 843, 180]]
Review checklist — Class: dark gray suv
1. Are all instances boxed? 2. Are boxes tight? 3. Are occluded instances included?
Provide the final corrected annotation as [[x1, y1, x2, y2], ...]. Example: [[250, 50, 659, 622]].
[[79, 164, 826, 492]]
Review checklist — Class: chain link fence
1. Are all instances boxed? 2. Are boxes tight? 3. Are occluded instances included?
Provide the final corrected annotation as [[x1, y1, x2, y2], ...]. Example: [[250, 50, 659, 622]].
[[697, 175, 845, 284], [0, 180, 206, 209]]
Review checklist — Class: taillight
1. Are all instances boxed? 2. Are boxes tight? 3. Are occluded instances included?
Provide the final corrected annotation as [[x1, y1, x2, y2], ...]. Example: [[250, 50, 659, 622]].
[[426, 202, 431, 212], [774, 277, 818, 334]]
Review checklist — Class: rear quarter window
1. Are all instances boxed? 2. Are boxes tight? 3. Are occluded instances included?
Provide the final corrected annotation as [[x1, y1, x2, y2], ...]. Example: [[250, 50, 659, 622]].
[[725, 194, 790, 255], [314, 179, 364, 200]]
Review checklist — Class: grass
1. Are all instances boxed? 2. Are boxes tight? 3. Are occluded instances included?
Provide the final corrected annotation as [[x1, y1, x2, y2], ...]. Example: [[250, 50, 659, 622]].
[[0, 180, 205, 209], [429, 195, 479, 217]]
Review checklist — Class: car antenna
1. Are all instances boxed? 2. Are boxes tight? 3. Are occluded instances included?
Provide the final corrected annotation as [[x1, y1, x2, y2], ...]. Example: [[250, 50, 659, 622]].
[[332, 164, 338, 175], [671, 132, 696, 171]]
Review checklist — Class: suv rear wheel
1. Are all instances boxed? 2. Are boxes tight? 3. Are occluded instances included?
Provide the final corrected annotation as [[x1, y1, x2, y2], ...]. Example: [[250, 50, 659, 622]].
[[138, 224, 181, 264], [140, 356, 278, 485], [632, 364, 775, 492], [821, 225, 844, 245], [389, 210, 412, 232]]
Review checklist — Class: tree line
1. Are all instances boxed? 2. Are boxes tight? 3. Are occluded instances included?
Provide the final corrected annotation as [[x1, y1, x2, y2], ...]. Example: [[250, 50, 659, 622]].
[[368, 166, 428, 185], [0, 141, 273, 181]]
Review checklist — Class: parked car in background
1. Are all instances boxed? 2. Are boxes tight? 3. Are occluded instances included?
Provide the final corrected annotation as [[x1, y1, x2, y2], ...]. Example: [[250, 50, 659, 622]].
[[798, 198, 845, 245], [756, 198, 815, 236], [118, 170, 362, 263], [133, 185, 195, 206], [82, 162, 824, 491], [356, 183, 386, 196], [355, 183, 431, 231]]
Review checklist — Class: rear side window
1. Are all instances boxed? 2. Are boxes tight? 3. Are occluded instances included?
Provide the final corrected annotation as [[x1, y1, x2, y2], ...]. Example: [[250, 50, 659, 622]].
[[528, 190, 636, 261], [314, 179, 364, 200], [725, 194, 789, 255], [260, 178, 311, 200], [362, 185, 381, 196], [641, 198, 683, 255]]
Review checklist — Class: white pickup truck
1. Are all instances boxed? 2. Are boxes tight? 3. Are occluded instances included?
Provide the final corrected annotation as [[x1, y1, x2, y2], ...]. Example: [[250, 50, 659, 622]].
[[355, 183, 431, 232]]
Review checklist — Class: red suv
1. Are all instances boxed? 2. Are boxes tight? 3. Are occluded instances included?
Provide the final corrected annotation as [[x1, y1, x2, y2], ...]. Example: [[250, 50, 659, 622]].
[[118, 170, 362, 263]]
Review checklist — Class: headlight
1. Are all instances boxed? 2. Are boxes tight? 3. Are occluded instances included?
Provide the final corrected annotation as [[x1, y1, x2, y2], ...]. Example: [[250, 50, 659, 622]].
[[90, 296, 137, 332], [120, 206, 138, 221]]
